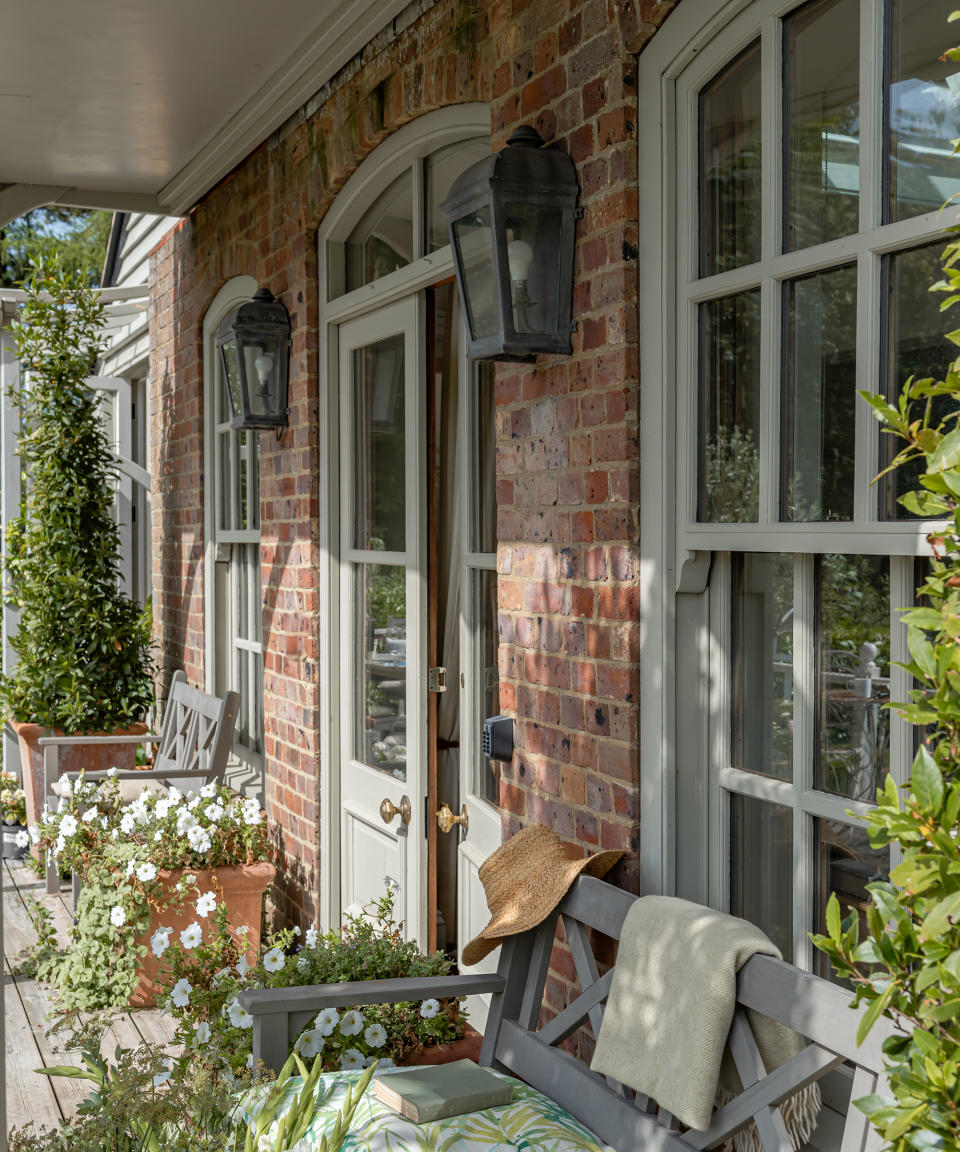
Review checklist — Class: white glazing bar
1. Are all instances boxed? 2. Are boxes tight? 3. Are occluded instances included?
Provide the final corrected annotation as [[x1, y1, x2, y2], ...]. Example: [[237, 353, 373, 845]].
[[793, 554, 816, 967], [859, 0, 883, 234], [853, 249, 882, 523]]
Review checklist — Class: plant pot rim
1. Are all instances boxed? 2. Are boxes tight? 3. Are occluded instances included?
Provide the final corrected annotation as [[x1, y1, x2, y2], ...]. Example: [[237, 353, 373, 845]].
[[10, 719, 149, 737]]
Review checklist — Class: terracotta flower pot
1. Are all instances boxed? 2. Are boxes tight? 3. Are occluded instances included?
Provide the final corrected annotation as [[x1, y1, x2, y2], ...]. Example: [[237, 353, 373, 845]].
[[399, 1024, 483, 1066], [12, 719, 149, 845], [129, 859, 276, 1008]]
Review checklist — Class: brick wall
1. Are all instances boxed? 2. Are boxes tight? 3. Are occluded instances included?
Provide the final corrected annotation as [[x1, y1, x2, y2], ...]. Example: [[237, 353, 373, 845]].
[[148, 0, 678, 1015]]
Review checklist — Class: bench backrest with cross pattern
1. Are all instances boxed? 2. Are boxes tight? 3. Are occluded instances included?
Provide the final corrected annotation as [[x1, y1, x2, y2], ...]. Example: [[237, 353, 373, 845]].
[[479, 873, 895, 1152]]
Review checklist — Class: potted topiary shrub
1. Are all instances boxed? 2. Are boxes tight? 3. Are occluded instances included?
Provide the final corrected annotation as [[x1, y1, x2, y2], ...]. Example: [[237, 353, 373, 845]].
[[0, 263, 154, 831]]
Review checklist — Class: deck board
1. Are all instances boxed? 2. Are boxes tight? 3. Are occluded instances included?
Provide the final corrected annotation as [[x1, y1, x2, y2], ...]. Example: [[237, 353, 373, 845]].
[[3, 857, 178, 1138]]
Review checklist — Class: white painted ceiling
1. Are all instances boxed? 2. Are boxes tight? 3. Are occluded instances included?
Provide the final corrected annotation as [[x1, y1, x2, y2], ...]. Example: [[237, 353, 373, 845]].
[[0, 0, 411, 226]]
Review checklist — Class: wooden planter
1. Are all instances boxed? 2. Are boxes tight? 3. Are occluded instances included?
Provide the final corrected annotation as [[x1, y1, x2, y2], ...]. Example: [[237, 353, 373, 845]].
[[12, 719, 149, 835], [130, 860, 276, 1008]]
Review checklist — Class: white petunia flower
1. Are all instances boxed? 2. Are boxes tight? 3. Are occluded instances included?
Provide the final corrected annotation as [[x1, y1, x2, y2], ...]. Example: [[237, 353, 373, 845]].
[[153, 1058, 174, 1087], [204, 802, 224, 822], [110, 905, 126, 927], [180, 921, 203, 949], [200, 782, 218, 799], [28, 825, 40, 845], [176, 810, 198, 836], [236, 954, 251, 978], [54, 834, 65, 856], [58, 778, 73, 798], [377, 1057, 395, 1069], [187, 826, 212, 854], [155, 799, 172, 820], [339, 1009, 364, 1036], [295, 1029, 325, 1058], [296, 955, 309, 972], [136, 861, 157, 883], [364, 1023, 387, 1048], [315, 1007, 339, 1036], [195, 1021, 211, 1045], [14, 830, 29, 848], [340, 1048, 365, 1071], [187, 796, 201, 811], [59, 814, 78, 837], [419, 998, 440, 1019], [195, 890, 217, 918], [107, 766, 119, 777], [262, 947, 285, 973], [120, 814, 135, 834], [171, 977, 192, 1008], [305, 927, 319, 949], [150, 927, 173, 958], [246, 1052, 254, 1069], [153, 830, 163, 841], [168, 787, 183, 803], [227, 999, 254, 1029], [126, 859, 137, 878]]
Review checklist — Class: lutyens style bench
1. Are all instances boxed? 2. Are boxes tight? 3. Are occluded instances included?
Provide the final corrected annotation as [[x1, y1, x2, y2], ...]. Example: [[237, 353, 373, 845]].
[[241, 874, 896, 1152]]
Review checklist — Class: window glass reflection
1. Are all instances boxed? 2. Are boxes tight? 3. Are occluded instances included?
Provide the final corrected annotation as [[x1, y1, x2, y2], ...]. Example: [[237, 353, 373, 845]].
[[815, 554, 890, 800], [783, 264, 858, 521], [427, 137, 491, 253], [699, 290, 761, 522], [346, 170, 414, 291], [784, 0, 860, 250], [888, 0, 960, 222], [731, 794, 794, 962], [356, 564, 407, 777], [734, 554, 794, 782], [474, 569, 500, 806], [700, 41, 762, 275], [353, 335, 406, 552]]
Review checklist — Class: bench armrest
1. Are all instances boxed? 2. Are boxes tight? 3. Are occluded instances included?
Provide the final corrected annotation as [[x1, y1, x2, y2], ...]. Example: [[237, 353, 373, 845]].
[[241, 973, 505, 1074], [37, 734, 161, 747]]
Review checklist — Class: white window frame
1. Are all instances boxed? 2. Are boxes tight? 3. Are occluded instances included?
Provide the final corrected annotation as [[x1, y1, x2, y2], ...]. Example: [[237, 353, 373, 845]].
[[316, 104, 492, 930], [203, 276, 265, 784], [639, 0, 941, 961]]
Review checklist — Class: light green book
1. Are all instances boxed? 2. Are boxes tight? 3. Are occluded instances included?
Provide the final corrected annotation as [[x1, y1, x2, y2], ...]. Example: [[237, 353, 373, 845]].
[[372, 1059, 514, 1123]]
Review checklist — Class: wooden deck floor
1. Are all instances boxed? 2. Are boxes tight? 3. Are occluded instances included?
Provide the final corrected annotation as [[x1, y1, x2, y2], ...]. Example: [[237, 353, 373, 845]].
[[2, 858, 177, 1138]]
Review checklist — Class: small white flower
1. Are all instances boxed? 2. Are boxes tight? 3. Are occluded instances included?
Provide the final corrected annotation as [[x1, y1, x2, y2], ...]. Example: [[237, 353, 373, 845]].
[[119, 813, 136, 835], [292, 925, 301, 936], [168, 788, 183, 803], [150, 927, 173, 958], [419, 998, 440, 1019], [315, 1007, 339, 1036], [295, 1029, 325, 1058], [28, 825, 40, 845], [153, 1057, 174, 1087], [305, 927, 319, 949], [339, 1009, 364, 1036], [296, 955, 309, 971], [107, 766, 119, 778], [195, 890, 217, 918], [14, 830, 29, 848], [246, 1052, 254, 1069], [155, 799, 172, 820], [110, 828, 119, 839], [153, 830, 163, 842], [212, 966, 231, 984], [378, 1057, 395, 1069], [171, 977, 192, 1008], [364, 1023, 387, 1048], [59, 778, 73, 798], [236, 924, 249, 936], [200, 782, 218, 799], [54, 834, 65, 856], [81, 805, 99, 824], [126, 859, 136, 878], [176, 810, 198, 836], [195, 1021, 211, 1045], [180, 921, 203, 949], [340, 1048, 365, 1070], [187, 796, 201, 811], [204, 802, 224, 822], [262, 947, 285, 973], [227, 999, 253, 1029], [59, 814, 78, 837], [136, 862, 157, 883], [184, 872, 197, 885], [236, 954, 251, 978], [187, 826, 212, 854], [110, 905, 126, 928]]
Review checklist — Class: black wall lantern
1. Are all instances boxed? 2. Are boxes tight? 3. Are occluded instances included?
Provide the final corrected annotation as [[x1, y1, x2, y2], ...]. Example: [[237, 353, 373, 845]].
[[214, 287, 291, 430], [441, 125, 579, 361]]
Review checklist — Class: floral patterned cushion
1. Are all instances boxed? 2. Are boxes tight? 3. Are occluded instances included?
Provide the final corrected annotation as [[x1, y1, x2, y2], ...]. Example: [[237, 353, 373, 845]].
[[279, 1066, 615, 1151]]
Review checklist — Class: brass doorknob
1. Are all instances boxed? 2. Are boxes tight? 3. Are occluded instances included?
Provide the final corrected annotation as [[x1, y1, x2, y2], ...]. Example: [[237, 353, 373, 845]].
[[437, 802, 469, 834], [380, 795, 411, 826]]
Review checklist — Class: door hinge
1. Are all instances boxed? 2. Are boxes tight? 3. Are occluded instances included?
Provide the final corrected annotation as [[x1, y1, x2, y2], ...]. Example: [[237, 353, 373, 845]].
[[428, 666, 447, 693]]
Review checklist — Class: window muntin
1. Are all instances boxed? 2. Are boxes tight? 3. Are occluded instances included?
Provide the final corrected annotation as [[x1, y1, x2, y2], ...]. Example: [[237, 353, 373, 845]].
[[680, 0, 953, 968]]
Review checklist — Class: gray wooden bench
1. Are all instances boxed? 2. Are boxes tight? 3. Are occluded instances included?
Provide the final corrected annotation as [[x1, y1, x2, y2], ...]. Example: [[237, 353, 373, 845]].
[[240, 873, 896, 1152], [41, 670, 240, 895]]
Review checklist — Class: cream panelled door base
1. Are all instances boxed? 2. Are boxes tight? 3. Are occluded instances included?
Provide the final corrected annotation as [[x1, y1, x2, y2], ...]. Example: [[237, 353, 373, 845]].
[[338, 296, 427, 943]]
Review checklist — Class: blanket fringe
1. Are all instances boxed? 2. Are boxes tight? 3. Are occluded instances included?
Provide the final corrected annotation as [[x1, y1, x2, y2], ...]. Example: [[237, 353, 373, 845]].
[[714, 1082, 821, 1152]]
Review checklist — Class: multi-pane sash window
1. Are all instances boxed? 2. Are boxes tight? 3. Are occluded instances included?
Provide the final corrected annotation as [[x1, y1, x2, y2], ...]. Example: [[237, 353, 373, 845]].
[[679, 0, 959, 971]]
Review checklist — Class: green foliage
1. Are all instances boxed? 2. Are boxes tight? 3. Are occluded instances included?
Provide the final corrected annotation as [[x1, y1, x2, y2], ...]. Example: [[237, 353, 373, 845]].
[[157, 887, 465, 1077], [1, 208, 112, 289], [811, 28, 960, 1147], [14, 895, 63, 980], [0, 262, 154, 731]]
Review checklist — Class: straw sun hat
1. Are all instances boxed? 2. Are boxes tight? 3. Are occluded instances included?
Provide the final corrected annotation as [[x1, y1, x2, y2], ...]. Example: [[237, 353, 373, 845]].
[[461, 824, 624, 967]]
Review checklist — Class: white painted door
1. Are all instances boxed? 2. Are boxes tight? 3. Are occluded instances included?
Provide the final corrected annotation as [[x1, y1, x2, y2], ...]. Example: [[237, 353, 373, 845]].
[[338, 297, 427, 943], [456, 358, 501, 1021]]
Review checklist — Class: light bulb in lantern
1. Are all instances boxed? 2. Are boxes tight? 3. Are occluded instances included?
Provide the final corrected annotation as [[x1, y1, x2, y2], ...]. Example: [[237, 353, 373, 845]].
[[253, 349, 275, 395], [507, 239, 533, 286]]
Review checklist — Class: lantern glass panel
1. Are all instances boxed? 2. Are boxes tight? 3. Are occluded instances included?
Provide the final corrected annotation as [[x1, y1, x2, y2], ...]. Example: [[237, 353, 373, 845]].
[[452, 206, 499, 340], [240, 334, 285, 421], [504, 202, 562, 337], [219, 339, 244, 422], [426, 137, 491, 253]]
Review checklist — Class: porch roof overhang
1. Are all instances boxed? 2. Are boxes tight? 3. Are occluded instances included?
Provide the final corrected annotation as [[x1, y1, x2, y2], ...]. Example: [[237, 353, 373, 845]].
[[0, 0, 412, 228]]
